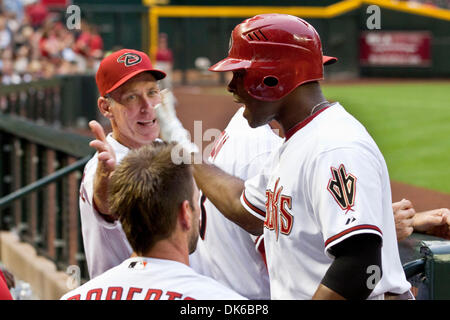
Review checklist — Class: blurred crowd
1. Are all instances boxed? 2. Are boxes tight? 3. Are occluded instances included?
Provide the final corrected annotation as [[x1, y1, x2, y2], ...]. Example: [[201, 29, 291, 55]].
[[0, 0, 103, 85], [0, 0, 446, 87]]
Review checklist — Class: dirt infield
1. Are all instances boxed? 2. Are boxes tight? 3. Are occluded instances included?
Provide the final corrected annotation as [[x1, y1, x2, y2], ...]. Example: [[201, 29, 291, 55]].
[[172, 85, 450, 213]]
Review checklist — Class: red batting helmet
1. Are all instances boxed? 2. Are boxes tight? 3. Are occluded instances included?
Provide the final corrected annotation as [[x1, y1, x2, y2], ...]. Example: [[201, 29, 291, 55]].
[[209, 14, 337, 101]]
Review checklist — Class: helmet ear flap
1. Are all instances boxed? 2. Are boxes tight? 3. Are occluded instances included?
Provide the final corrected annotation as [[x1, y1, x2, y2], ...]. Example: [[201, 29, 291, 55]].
[[263, 76, 279, 87], [245, 69, 287, 101]]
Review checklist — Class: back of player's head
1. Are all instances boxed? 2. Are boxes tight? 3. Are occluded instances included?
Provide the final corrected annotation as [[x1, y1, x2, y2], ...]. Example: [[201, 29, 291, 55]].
[[109, 141, 194, 255], [209, 13, 337, 101]]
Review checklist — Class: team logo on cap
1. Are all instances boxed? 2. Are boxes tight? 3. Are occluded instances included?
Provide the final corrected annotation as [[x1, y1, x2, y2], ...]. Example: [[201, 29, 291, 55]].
[[117, 52, 142, 67]]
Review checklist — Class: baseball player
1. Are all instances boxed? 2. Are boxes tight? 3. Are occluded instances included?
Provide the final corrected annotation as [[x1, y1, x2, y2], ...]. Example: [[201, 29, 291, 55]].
[[185, 55, 355, 300], [79, 48, 166, 279], [157, 14, 412, 299], [63, 142, 246, 300], [187, 107, 283, 299]]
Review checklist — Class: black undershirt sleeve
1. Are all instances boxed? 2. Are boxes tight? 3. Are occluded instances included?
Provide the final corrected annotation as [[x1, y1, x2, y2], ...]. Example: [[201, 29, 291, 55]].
[[321, 233, 383, 300]]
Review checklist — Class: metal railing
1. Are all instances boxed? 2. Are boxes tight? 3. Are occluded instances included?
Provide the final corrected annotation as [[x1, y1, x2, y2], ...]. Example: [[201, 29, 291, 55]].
[[0, 75, 98, 128], [0, 100, 94, 282]]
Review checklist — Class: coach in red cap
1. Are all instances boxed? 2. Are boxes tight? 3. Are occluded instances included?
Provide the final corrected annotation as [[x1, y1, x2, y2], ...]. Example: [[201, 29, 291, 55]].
[[78, 49, 166, 279], [95, 49, 166, 149]]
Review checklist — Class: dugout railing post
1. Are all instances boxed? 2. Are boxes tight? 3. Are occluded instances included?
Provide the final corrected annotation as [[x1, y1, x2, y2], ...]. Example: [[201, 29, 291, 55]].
[[0, 113, 93, 283]]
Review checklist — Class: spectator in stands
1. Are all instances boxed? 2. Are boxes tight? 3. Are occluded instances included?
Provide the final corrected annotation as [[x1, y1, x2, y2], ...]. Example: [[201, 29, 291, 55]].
[[27, 57, 42, 80], [0, 2, 105, 83], [88, 25, 104, 60], [0, 14, 12, 49], [3, 0, 24, 23], [14, 23, 35, 51], [39, 23, 60, 59], [73, 20, 104, 73], [14, 45, 31, 75], [155, 33, 174, 90], [24, 0, 49, 29], [1, 58, 21, 84]]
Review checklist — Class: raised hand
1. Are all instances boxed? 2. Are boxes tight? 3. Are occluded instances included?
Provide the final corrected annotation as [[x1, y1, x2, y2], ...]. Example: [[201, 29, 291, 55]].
[[89, 120, 117, 218], [89, 120, 116, 172]]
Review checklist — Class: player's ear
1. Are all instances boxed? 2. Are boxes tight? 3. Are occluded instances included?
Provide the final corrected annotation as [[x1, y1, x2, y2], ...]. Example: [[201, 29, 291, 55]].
[[98, 96, 113, 119], [179, 200, 193, 231]]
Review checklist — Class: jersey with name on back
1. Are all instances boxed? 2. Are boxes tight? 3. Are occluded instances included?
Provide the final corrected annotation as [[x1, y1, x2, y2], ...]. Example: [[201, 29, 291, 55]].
[[61, 257, 246, 300]]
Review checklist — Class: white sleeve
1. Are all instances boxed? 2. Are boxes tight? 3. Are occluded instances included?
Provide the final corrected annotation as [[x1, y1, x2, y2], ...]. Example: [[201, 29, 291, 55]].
[[79, 158, 117, 227], [79, 157, 132, 279], [237, 127, 283, 181], [237, 148, 272, 181], [240, 155, 275, 221], [310, 147, 384, 257]]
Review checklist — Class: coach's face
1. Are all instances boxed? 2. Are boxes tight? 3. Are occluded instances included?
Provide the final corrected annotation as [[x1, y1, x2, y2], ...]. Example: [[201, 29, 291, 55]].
[[100, 72, 161, 149], [228, 70, 281, 128]]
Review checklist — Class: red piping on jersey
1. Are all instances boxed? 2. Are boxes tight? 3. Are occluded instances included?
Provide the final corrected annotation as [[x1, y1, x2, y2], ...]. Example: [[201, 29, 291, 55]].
[[324, 224, 382, 248], [284, 105, 331, 141], [243, 190, 266, 217]]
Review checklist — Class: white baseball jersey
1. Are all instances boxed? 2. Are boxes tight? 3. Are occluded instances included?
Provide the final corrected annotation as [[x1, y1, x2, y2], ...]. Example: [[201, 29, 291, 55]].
[[189, 107, 283, 299], [241, 103, 411, 300], [60, 257, 247, 300], [79, 133, 133, 279]]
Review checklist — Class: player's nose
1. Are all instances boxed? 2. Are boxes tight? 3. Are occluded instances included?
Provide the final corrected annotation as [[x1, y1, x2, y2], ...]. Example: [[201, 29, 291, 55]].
[[227, 77, 236, 94]]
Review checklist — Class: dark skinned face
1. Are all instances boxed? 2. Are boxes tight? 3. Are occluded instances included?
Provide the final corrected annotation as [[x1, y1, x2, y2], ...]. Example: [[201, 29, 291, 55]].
[[227, 70, 282, 128]]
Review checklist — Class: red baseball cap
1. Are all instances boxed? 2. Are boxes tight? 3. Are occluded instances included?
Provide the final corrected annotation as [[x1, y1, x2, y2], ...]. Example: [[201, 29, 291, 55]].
[[96, 49, 166, 97]]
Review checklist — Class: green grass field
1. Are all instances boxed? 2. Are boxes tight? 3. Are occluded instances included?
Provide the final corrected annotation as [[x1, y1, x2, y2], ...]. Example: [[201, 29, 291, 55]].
[[322, 82, 450, 194]]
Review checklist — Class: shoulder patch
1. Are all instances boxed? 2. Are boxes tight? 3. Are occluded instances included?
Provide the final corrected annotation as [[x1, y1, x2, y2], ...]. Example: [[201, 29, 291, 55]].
[[327, 164, 356, 214]]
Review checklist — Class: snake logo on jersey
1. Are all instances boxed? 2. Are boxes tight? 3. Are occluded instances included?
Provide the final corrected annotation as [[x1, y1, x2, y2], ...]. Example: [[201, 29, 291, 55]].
[[327, 164, 357, 215], [264, 178, 293, 240]]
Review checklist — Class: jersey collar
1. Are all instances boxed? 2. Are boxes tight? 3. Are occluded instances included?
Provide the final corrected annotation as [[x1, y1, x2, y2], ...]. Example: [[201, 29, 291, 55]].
[[284, 105, 331, 142], [106, 133, 130, 154]]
